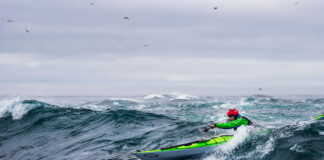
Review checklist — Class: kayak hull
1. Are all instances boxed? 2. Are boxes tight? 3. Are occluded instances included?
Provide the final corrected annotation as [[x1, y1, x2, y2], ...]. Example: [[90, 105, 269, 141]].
[[135, 145, 216, 160]]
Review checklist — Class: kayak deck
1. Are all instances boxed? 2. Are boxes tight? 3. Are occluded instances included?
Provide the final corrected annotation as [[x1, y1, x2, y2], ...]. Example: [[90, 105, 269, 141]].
[[136, 135, 233, 153]]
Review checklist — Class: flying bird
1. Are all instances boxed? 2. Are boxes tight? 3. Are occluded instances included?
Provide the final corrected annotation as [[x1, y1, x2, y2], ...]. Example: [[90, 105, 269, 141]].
[[293, 1, 300, 5], [213, 7, 218, 10], [258, 88, 262, 91], [6, 20, 14, 23], [123, 17, 129, 20], [25, 29, 30, 33], [90, 2, 95, 6], [143, 44, 149, 47]]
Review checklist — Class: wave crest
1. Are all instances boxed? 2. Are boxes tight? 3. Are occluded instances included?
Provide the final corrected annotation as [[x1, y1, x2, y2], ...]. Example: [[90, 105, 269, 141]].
[[0, 97, 52, 120]]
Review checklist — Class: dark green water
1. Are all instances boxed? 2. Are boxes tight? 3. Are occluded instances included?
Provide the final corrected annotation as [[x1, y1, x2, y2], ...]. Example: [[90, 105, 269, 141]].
[[0, 94, 323, 160]]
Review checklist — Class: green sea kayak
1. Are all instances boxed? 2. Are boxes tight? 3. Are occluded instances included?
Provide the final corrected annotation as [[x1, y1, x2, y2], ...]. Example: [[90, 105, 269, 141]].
[[134, 135, 233, 160]]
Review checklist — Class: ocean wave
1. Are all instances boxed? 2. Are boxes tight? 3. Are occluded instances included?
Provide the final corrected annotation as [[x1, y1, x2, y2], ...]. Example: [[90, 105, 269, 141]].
[[143, 94, 166, 100], [143, 93, 199, 101], [0, 97, 55, 120], [305, 98, 324, 104], [0, 95, 323, 160], [169, 92, 199, 100], [0, 98, 171, 123], [0, 97, 145, 120], [97, 98, 139, 106]]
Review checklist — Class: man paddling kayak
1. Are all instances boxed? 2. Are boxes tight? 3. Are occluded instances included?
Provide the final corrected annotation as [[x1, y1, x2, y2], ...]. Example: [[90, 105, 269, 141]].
[[210, 109, 253, 130], [135, 113, 324, 160]]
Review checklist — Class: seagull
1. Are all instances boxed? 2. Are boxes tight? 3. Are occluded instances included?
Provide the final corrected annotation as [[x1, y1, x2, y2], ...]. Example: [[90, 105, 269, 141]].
[[258, 88, 262, 91], [90, 2, 95, 6], [25, 29, 30, 33], [123, 17, 129, 20], [6, 20, 14, 23], [293, 1, 300, 5], [143, 44, 149, 47], [213, 7, 218, 10]]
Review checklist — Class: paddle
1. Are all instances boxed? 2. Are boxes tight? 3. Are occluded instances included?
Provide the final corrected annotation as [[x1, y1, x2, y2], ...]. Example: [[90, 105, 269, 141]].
[[199, 125, 215, 133], [199, 126, 210, 133]]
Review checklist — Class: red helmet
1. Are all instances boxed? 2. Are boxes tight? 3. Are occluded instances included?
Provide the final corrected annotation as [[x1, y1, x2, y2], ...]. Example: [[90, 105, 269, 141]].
[[227, 109, 239, 117]]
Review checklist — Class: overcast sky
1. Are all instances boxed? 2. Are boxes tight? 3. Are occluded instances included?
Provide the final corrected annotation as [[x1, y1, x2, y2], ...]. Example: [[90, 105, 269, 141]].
[[1, 0, 324, 96]]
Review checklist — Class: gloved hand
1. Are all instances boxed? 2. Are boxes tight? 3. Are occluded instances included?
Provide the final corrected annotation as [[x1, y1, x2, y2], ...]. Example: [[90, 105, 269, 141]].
[[210, 124, 217, 129]]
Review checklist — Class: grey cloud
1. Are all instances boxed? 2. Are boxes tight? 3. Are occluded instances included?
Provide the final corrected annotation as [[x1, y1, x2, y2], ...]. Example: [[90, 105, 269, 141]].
[[1, 0, 324, 60], [1, 0, 324, 96]]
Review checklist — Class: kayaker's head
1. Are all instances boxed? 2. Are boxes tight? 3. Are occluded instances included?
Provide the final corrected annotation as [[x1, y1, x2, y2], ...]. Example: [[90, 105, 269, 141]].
[[227, 109, 239, 121]]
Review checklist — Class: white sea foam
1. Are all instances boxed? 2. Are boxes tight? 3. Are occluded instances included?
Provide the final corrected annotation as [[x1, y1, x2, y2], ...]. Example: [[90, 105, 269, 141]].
[[233, 136, 275, 159], [239, 97, 252, 106], [113, 101, 120, 105], [203, 126, 253, 160], [110, 98, 140, 103], [70, 104, 109, 112], [218, 102, 234, 109], [170, 93, 198, 100], [257, 137, 275, 158], [144, 92, 199, 101], [219, 126, 252, 152], [290, 144, 305, 153], [131, 104, 148, 110], [211, 105, 219, 109], [143, 94, 165, 99], [0, 97, 37, 120], [208, 109, 228, 122]]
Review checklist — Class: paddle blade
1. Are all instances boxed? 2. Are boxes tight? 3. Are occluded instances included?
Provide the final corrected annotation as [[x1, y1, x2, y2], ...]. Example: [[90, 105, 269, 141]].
[[199, 127, 210, 133]]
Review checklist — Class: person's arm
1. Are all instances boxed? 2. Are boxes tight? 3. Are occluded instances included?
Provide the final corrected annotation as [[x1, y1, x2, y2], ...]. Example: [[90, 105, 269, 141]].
[[215, 118, 248, 129]]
